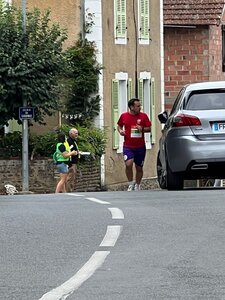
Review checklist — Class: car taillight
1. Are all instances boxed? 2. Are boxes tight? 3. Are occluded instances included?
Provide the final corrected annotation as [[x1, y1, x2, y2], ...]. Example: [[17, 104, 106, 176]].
[[172, 114, 201, 127]]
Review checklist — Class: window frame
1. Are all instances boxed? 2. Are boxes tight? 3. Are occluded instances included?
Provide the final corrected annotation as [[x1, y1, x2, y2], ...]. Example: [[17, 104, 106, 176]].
[[138, 72, 153, 148], [138, 0, 150, 45], [114, 0, 127, 45], [112, 72, 130, 152]]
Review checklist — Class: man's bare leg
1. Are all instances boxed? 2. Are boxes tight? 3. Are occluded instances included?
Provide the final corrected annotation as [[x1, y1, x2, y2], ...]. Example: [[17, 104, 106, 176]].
[[125, 159, 134, 182], [135, 165, 143, 185], [66, 164, 76, 192]]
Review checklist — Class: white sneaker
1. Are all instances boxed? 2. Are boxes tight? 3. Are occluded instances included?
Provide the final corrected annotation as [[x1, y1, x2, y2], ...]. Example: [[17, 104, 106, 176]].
[[127, 184, 134, 191], [134, 184, 140, 191]]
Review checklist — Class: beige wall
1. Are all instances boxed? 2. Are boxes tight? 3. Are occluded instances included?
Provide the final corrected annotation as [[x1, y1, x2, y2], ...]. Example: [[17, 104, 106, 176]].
[[102, 0, 161, 185], [13, 0, 81, 48]]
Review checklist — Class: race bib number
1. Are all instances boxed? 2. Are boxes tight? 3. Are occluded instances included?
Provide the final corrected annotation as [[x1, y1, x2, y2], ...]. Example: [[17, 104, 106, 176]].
[[131, 126, 142, 138]]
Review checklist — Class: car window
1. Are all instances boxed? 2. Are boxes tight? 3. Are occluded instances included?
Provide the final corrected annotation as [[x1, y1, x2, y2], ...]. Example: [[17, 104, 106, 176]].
[[185, 91, 225, 110], [170, 87, 186, 115]]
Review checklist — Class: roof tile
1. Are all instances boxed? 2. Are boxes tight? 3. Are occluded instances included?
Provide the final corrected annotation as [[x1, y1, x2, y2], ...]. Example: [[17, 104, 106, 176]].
[[164, 0, 225, 25]]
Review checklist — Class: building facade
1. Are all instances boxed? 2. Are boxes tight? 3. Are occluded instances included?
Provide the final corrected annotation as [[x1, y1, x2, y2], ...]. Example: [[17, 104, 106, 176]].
[[12, 0, 163, 188]]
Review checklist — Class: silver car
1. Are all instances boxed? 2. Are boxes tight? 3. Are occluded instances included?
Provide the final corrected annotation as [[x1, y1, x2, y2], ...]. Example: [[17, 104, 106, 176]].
[[157, 81, 225, 190]]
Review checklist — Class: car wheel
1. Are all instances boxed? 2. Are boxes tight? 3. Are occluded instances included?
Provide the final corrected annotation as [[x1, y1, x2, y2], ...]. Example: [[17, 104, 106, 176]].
[[157, 152, 167, 189], [166, 161, 184, 190]]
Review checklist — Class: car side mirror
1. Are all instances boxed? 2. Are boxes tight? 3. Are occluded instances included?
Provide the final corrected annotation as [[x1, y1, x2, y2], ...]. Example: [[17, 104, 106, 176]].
[[158, 111, 168, 124]]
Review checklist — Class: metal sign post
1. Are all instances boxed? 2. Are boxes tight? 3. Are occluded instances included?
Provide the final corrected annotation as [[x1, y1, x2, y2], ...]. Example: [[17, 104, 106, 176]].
[[21, 0, 29, 192]]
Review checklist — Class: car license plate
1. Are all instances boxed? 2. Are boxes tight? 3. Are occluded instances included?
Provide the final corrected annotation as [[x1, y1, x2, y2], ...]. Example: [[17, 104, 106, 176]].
[[212, 122, 225, 132]]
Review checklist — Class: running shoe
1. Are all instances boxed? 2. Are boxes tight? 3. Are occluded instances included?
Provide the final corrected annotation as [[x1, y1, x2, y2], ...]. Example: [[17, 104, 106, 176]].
[[134, 184, 140, 191], [127, 184, 134, 191]]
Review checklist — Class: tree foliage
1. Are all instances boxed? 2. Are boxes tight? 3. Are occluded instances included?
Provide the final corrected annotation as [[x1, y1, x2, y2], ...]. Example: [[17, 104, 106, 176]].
[[0, 125, 107, 160], [61, 38, 102, 125], [0, 3, 67, 126]]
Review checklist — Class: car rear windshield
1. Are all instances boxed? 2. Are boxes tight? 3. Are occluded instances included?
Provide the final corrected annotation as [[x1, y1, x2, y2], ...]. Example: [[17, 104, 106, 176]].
[[184, 91, 225, 110]]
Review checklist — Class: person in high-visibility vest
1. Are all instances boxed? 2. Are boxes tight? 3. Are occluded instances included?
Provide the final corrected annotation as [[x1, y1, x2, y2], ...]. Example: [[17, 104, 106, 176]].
[[66, 128, 80, 191], [55, 132, 78, 193]]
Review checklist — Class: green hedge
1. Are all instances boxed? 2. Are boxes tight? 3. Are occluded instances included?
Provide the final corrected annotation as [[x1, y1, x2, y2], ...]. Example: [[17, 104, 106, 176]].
[[0, 125, 107, 161]]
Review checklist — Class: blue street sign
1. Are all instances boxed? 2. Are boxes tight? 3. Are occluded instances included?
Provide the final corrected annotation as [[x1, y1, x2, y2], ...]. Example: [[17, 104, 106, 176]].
[[19, 107, 34, 120]]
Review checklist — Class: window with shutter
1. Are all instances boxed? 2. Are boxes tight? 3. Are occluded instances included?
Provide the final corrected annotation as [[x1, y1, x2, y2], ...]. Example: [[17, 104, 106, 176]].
[[112, 79, 119, 149], [150, 77, 156, 144], [114, 0, 127, 44], [138, 73, 152, 149], [138, 78, 144, 109], [138, 0, 149, 44], [112, 73, 129, 152], [127, 78, 133, 104]]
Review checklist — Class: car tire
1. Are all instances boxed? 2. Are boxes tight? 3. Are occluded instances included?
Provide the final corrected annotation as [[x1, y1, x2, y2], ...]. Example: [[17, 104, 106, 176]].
[[166, 161, 184, 190], [157, 152, 167, 189]]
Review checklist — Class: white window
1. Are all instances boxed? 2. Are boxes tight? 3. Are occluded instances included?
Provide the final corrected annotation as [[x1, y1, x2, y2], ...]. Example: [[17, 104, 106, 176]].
[[112, 72, 132, 152], [138, 72, 156, 148], [138, 0, 150, 45], [114, 0, 127, 45]]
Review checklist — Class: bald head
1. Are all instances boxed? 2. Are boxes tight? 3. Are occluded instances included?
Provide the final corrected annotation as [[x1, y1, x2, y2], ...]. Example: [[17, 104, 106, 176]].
[[69, 128, 78, 140]]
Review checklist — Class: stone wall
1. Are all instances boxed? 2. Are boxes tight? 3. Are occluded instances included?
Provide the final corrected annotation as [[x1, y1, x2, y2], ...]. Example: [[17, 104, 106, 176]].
[[0, 159, 101, 194]]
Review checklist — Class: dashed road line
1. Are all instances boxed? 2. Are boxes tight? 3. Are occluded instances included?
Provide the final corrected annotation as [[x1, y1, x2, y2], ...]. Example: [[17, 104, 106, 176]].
[[39, 195, 123, 300], [85, 197, 110, 204], [99, 225, 122, 247], [66, 193, 85, 197], [39, 251, 110, 300], [108, 207, 124, 219]]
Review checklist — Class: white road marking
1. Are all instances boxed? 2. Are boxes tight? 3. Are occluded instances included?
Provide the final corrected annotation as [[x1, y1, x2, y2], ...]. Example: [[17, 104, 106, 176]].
[[66, 193, 85, 197], [100, 225, 122, 247], [66, 194, 110, 205], [86, 197, 110, 205], [39, 195, 124, 299], [39, 251, 110, 300], [108, 207, 124, 219]]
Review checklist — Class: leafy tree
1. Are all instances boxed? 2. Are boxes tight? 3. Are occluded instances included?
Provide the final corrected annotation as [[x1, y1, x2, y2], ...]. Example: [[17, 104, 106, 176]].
[[0, 125, 107, 160], [61, 37, 102, 125], [0, 2, 67, 126]]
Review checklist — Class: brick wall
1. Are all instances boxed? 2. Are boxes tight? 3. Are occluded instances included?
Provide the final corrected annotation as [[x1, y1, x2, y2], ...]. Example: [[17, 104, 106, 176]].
[[209, 25, 225, 81], [164, 26, 225, 110], [0, 159, 101, 194]]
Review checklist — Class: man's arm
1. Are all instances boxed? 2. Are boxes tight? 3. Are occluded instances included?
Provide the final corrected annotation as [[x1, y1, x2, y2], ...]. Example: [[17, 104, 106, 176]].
[[142, 126, 151, 133], [117, 125, 125, 136], [135, 124, 151, 133]]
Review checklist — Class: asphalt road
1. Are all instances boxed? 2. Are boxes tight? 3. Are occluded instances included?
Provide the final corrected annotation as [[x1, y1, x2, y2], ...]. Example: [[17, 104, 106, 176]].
[[1, 188, 225, 299]]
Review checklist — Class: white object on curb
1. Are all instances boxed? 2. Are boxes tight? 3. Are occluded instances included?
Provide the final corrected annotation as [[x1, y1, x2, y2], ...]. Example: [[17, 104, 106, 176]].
[[79, 151, 91, 155], [4, 184, 18, 195]]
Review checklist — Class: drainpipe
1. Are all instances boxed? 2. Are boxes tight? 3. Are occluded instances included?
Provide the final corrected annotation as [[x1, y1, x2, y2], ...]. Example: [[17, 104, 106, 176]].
[[160, 0, 165, 111], [80, 0, 85, 45], [160, 0, 165, 113], [133, 0, 138, 97], [97, 1, 105, 188]]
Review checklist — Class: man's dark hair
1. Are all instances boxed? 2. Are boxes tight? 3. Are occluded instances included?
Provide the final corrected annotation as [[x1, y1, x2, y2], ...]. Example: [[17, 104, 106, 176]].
[[128, 98, 140, 109]]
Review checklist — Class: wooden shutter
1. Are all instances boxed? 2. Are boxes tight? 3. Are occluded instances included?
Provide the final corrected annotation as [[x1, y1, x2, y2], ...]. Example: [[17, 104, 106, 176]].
[[139, 0, 149, 40], [127, 78, 132, 104], [138, 78, 144, 110], [150, 77, 156, 144], [115, 0, 126, 38], [112, 79, 119, 149]]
